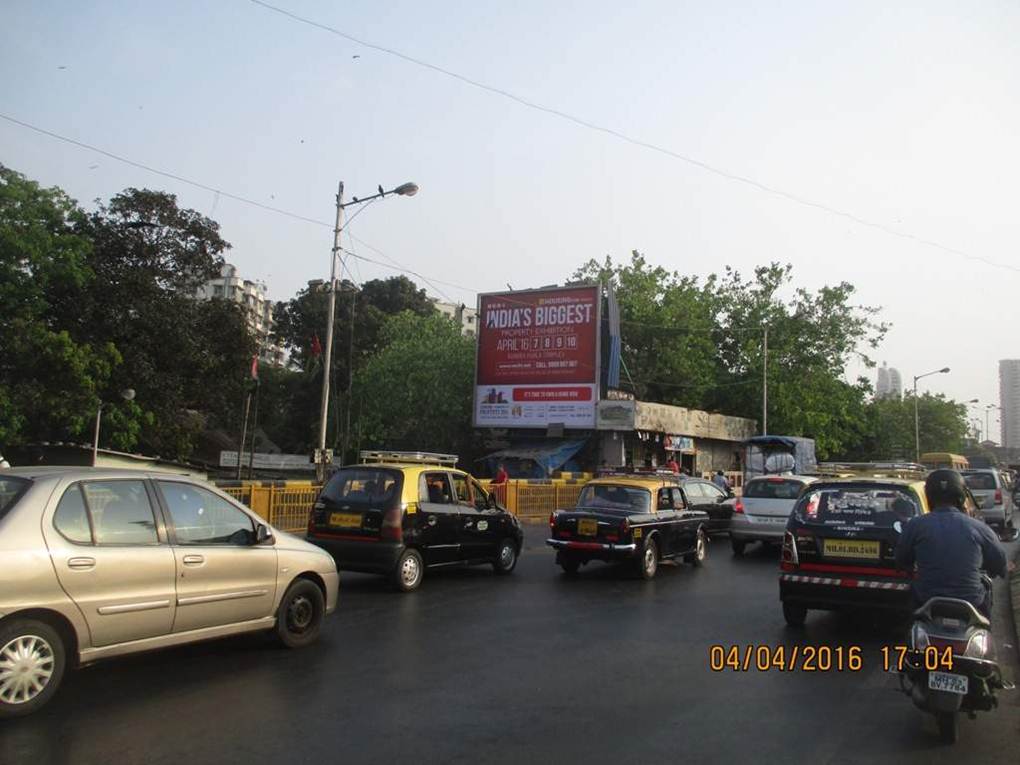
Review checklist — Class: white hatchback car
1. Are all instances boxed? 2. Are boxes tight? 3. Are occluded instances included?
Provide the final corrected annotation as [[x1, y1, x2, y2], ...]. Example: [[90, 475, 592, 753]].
[[0, 467, 339, 718], [729, 474, 816, 554]]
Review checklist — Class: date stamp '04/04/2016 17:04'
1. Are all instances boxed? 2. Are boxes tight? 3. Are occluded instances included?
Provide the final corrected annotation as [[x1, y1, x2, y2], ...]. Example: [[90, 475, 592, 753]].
[[708, 645, 956, 673]]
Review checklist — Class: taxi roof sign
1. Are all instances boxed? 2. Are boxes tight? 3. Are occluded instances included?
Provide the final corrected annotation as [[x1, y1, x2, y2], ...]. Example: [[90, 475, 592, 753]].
[[360, 450, 458, 467]]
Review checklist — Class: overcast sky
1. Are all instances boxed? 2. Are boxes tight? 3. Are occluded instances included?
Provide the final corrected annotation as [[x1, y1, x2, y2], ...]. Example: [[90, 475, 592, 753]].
[[3, 1, 1017, 436]]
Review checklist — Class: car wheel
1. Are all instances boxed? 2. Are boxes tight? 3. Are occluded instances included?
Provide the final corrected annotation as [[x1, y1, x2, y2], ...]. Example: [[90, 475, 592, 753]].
[[688, 529, 708, 567], [560, 556, 581, 576], [638, 537, 658, 580], [731, 539, 746, 556], [493, 538, 518, 575], [783, 602, 807, 627], [275, 579, 325, 648], [936, 711, 958, 744], [0, 618, 67, 719], [392, 548, 424, 592]]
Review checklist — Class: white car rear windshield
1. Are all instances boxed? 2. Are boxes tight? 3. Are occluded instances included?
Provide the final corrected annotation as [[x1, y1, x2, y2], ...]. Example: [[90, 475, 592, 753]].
[[963, 472, 997, 491], [744, 479, 805, 499]]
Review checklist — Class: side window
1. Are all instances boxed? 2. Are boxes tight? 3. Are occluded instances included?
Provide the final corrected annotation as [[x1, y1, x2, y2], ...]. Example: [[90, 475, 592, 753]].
[[671, 488, 687, 510], [684, 482, 704, 500], [422, 472, 453, 504], [470, 479, 489, 511], [159, 482, 255, 545], [54, 484, 93, 544], [656, 488, 673, 510], [705, 483, 726, 501], [81, 481, 159, 545], [451, 474, 471, 506]]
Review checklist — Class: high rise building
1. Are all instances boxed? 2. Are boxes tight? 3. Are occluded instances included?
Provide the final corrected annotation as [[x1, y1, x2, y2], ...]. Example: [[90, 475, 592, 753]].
[[193, 263, 285, 365], [1000, 359, 1020, 448], [875, 362, 903, 400]]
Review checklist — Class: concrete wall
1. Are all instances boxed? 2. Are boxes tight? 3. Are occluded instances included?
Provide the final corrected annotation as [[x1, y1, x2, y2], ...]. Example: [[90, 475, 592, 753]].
[[633, 402, 756, 442]]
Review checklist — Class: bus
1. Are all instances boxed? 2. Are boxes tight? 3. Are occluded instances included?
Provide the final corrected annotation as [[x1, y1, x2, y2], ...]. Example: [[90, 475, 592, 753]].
[[919, 452, 969, 471]]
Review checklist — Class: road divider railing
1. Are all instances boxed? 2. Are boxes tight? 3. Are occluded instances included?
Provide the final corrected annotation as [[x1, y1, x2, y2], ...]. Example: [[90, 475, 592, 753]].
[[489, 479, 585, 519], [217, 480, 319, 532]]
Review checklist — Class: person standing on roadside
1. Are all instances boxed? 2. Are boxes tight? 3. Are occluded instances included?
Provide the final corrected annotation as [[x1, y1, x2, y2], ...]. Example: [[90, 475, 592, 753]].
[[665, 454, 680, 474], [491, 463, 509, 485]]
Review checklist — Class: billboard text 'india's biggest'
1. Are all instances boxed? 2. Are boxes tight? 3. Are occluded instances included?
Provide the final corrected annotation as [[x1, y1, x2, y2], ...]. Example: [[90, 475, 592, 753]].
[[474, 284, 600, 428]]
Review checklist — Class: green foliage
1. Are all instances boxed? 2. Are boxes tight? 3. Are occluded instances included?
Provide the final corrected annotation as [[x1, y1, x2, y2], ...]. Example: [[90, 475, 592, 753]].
[[353, 312, 476, 458], [841, 394, 970, 461]]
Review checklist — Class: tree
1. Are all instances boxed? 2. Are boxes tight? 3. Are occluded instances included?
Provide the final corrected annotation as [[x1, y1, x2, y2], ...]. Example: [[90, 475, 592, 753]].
[[842, 394, 970, 461], [0, 165, 127, 448], [353, 312, 476, 459]]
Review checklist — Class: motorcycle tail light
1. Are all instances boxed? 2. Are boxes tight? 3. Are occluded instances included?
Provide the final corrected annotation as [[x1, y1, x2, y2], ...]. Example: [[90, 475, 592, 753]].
[[964, 631, 990, 658], [910, 622, 930, 650]]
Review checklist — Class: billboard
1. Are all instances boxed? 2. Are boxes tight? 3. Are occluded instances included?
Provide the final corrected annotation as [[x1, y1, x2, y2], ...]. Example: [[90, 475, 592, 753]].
[[474, 284, 600, 428]]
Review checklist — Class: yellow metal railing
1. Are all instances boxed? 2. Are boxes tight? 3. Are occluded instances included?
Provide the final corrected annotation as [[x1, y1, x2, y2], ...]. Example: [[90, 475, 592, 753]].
[[218, 481, 319, 532]]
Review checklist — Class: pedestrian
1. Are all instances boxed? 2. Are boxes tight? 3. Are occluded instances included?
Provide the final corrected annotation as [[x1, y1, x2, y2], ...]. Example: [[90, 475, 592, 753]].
[[665, 454, 680, 474], [491, 463, 509, 485], [712, 470, 730, 491]]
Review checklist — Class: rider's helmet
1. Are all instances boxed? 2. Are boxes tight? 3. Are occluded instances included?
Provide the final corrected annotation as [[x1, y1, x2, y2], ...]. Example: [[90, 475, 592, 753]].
[[924, 469, 968, 511]]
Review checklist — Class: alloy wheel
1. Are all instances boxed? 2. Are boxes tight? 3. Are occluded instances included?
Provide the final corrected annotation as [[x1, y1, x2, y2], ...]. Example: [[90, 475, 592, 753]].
[[0, 635, 55, 705]]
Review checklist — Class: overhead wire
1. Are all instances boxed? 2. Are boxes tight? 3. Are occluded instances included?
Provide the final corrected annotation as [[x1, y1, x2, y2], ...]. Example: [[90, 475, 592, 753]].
[[247, 0, 1019, 276]]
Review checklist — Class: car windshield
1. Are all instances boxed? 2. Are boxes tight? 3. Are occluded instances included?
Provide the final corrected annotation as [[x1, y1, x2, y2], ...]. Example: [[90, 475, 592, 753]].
[[795, 485, 921, 526], [0, 476, 30, 521], [744, 478, 805, 499], [321, 468, 402, 508], [577, 484, 651, 512], [963, 472, 997, 490]]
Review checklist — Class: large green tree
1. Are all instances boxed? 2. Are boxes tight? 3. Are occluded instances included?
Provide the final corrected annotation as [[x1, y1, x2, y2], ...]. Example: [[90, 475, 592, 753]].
[[353, 311, 476, 460], [842, 394, 970, 461]]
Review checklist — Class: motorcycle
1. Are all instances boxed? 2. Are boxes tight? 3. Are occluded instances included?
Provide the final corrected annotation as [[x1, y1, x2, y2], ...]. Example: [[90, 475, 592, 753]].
[[899, 582, 1012, 743]]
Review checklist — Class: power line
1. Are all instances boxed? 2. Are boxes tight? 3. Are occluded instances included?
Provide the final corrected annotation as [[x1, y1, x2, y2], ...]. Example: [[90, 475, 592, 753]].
[[248, 0, 1019, 277]]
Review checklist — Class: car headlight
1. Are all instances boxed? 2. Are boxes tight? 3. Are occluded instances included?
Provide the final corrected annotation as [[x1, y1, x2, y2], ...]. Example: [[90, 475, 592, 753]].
[[910, 622, 930, 650], [964, 631, 990, 658]]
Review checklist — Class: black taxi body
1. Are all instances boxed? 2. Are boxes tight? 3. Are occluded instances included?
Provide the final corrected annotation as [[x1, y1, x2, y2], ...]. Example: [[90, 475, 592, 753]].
[[307, 451, 523, 591], [547, 473, 710, 579], [779, 473, 928, 625]]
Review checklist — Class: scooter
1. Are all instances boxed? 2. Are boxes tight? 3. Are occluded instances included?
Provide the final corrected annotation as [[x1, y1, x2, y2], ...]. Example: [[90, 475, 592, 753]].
[[899, 585, 1011, 743]]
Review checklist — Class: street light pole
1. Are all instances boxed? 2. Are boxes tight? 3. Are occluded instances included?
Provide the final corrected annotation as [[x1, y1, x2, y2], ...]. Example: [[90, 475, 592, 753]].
[[912, 367, 950, 461], [985, 404, 1001, 446], [762, 326, 768, 436], [92, 389, 135, 466], [315, 180, 419, 481]]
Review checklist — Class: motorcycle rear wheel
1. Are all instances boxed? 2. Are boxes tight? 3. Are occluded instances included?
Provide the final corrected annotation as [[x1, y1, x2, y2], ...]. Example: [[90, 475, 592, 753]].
[[935, 711, 958, 744]]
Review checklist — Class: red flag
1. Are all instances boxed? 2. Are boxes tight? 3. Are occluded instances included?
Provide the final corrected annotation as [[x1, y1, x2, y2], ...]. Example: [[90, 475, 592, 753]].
[[311, 334, 323, 357], [250, 354, 259, 380]]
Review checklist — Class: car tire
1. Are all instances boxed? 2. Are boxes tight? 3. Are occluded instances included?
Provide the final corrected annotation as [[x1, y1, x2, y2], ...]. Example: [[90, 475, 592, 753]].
[[731, 538, 746, 556], [685, 529, 708, 567], [275, 579, 325, 648], [560, 556, 581, 576], [783, 602, 807, 627], [936, 711, 958, 744], [0, 618, 67, 719], [638, 537, 658, 580], [492, 538, 518, 575], [392, 548, 424, 592]]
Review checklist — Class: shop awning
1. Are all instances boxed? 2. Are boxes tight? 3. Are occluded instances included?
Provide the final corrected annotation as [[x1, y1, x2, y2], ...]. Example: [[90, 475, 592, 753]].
[[478, 439, 588, 478]]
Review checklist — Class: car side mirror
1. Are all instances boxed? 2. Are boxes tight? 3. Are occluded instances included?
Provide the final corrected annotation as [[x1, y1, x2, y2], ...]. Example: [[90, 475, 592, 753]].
[[255, 523, 273, 545]]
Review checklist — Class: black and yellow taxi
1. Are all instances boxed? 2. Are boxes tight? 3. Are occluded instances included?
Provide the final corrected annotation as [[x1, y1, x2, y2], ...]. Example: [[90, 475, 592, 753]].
[[547, 471, 710, 579], [779, 463, 930, 625], [307, 451, 523, 591]]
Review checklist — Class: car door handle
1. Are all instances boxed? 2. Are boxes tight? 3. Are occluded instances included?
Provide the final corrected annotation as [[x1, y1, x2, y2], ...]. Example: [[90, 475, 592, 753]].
[[182, 555, 205, 566], [67, 557, 96, 570]]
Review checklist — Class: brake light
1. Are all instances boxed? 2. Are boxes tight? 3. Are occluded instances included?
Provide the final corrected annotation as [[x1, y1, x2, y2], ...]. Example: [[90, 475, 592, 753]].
[[781, 530, 799, 568], [549, 511, 557, 529], [381, 508, 403, 541], [621, 518, 630, 535], [994, 489, 1002, 505], [734, 498, 744, 514]]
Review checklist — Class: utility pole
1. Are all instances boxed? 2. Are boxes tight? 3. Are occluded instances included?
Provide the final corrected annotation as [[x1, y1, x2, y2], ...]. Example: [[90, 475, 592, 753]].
[[317, 181, 344, 482], [762, 326, 768, 436]]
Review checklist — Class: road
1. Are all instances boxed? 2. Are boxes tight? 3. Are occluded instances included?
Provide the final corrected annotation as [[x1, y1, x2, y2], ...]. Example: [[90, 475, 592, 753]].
[[2, 526, 1017, 765]]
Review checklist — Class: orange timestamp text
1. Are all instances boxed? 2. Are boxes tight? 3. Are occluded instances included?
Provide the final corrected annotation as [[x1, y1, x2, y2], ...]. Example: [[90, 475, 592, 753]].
[[708, 645, 954, 673]]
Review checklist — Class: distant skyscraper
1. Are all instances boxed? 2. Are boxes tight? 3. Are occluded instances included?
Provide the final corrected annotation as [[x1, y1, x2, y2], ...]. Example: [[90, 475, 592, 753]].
[[876, 362, 903, 400], [1000, 359, 1020, 448]]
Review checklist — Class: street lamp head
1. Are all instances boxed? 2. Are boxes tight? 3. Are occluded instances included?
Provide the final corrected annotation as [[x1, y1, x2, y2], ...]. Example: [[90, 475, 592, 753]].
[[393, 182, 419, 197], [967, 398, 979, 403], [938, 367, 950, 374], [120, 388, 136, 402]]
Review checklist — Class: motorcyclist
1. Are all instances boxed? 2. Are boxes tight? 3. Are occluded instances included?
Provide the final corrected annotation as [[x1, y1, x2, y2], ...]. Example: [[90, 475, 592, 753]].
[[895, 469, 1010, 618]]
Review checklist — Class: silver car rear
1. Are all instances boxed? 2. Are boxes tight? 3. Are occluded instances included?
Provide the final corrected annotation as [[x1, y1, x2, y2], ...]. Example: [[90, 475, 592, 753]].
[[962, 469, 1014, 529], [729, 475, 815, 554]]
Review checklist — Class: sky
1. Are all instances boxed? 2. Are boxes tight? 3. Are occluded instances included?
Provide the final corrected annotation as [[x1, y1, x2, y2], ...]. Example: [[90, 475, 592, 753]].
[[2, 1, 1018, 439]]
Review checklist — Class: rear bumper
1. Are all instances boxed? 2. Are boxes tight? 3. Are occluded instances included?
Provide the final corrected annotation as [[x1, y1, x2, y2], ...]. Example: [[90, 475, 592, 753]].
[[980, 506, 1007, 526], [780, 572, 912, 611], [308, 534, 404, 574], [730, 514, 787, 542], [546, 538, 637, 562]]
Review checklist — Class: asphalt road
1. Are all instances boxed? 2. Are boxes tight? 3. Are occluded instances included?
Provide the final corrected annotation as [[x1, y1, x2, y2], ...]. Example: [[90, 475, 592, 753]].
[[3, 526, 1018, 765]]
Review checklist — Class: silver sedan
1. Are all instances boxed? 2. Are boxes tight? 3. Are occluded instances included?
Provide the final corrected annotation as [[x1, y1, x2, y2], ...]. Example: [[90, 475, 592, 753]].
[[729, 475, 816, 554], [0, 467, 339, 718]]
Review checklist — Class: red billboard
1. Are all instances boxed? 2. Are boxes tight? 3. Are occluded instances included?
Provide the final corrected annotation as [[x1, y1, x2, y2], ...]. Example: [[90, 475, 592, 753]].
[[474, 285, 600, 428]]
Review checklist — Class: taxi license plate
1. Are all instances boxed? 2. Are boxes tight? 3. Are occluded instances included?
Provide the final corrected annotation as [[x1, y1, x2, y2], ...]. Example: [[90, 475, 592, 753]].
[[577, 518, 598, 536], [823, 538, 880, 559], [329, 512, 362, 528], [928, 671, 968, 695]]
